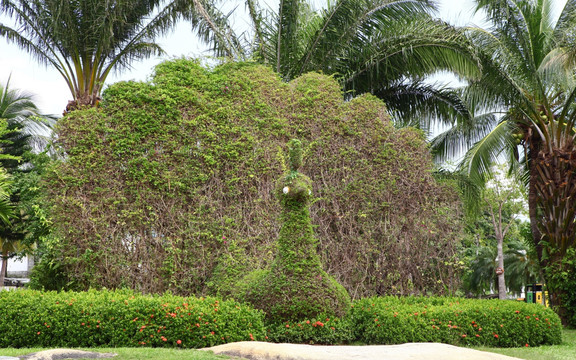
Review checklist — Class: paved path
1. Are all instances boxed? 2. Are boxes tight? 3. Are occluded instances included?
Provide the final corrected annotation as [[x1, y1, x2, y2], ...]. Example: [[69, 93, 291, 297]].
[[202, 342, 523, 360]]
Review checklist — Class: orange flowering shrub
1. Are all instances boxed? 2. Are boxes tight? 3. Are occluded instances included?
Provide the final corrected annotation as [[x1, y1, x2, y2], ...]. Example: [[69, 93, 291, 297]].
[[0, 289, 265, 348], [350, 296, 562, 347]]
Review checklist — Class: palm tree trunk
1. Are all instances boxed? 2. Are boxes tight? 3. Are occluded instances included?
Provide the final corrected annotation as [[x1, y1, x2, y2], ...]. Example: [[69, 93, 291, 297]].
[[530, 142, 576, 326]]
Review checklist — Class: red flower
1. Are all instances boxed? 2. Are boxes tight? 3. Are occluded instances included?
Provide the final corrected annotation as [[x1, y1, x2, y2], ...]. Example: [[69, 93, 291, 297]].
[[286, 324, 290, 328], [494, 334, 499, 339], [177, 340, 182, 345], [525, 343, 529, 347]]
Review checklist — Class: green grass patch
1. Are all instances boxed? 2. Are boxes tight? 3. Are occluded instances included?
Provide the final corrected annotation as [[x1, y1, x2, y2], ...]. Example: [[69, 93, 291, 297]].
[[478, 329, 576, 360], [0, 347, 234, 360]]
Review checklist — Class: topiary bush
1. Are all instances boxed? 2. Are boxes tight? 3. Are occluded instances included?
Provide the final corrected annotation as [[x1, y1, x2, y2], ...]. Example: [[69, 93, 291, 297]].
[[47, 59, 464, 297], [240, 139, 350, 323], [0, 289, 265, 348], [349, 297, 563, 347]]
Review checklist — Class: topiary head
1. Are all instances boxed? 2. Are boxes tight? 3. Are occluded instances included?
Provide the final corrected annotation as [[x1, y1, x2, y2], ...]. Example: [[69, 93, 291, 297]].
[[288, 139, 303, 172], [277, 139, 312, 206]]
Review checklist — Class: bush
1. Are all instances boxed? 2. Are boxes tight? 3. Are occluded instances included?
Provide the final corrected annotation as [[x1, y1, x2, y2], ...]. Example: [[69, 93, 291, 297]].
[[0, 289, 265, 348], [349, 297, 563, 347], [265, 315, 354, 344]]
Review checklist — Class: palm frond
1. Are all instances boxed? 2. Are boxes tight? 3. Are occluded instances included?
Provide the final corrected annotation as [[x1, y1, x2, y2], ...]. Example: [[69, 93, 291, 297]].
[[458, 117, 515, 184]]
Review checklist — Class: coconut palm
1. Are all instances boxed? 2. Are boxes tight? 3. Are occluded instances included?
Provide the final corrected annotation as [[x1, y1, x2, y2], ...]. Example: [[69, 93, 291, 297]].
[[0, 0, 202, 112], [431, 0, 576, 324], [187, 0, 481, 123], [0, 77, 54, 168]]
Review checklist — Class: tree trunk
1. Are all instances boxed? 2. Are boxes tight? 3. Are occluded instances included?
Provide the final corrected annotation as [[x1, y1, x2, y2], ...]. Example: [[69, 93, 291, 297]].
[[0, 251, 7, 290], [497, 236, 506, 300], [529, 140, 576, 326]]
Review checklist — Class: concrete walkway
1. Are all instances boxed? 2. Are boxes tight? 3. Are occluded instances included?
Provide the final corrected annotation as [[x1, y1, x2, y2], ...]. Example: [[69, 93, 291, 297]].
[[202, 342, 523, 360]]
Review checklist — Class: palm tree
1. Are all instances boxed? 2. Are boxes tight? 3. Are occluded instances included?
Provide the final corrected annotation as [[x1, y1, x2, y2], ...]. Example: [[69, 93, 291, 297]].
[[0, 77, 54, 168], [432, 0, 576, 325], [0, 0, 198, 113], [187, 0, 481, 123]]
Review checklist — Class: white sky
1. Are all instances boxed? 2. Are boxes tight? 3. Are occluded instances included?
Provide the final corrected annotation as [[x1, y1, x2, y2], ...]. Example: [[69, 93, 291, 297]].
[[0, 0, 553, 116]]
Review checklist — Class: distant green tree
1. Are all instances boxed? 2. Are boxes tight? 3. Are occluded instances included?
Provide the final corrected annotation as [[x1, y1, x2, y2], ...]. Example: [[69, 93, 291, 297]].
[[0, 80, 54, 288], [462, 166, 540, 298], [483, 165, 526, 299]]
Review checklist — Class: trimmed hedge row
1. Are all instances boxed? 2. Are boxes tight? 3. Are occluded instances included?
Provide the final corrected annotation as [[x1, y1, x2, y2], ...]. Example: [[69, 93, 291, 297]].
[[349, 297, 563, 347], [0, 289, 265, 348], [0, 291, 563, 348]]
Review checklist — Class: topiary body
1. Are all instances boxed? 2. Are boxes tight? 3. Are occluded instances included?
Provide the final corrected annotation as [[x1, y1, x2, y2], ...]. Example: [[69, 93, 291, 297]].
[[242, 139, 350, 322]]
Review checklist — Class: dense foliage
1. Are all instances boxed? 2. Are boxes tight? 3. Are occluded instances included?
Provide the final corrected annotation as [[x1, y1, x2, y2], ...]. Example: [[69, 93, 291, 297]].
[[350, 297, 562, 347], [0, 290, 562, 348], [47, 59, 463, 298], [0, 289, 265, 348]]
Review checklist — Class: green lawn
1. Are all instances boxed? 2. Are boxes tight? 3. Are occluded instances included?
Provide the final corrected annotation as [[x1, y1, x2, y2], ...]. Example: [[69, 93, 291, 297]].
[[0, 347, 235, 360], [2, 329, 574, 360], [476, 329, 576, 360]]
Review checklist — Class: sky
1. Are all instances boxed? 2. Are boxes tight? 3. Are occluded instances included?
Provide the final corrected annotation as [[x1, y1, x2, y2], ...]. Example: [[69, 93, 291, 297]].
[[0, 0, 513, 116]]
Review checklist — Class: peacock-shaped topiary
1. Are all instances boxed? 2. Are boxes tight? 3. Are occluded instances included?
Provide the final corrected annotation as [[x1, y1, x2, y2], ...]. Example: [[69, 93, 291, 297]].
[[240, 139, 350, 322]]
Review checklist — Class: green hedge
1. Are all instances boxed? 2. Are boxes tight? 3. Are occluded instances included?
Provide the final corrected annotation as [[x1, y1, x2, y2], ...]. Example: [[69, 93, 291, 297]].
[[349, 297, 563, 347], [0, 289, 265, 348], [0, 291, 563, 348]]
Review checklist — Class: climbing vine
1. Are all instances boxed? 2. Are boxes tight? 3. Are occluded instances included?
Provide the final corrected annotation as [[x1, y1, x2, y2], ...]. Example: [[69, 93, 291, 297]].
[[47, 59, 464, 297]]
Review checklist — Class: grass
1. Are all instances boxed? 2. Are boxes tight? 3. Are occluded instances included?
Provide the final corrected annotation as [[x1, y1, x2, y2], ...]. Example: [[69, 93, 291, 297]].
[[2, 329, 574, 360], [476, 329, 576, 360], [0, 347, 237, 360]]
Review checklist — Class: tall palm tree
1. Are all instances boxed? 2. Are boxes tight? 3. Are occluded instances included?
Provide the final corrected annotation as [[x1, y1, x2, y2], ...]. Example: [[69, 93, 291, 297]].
[[432, 0, 576, 325], [187, 0, 481, 123], [0, 0, 200, 112]]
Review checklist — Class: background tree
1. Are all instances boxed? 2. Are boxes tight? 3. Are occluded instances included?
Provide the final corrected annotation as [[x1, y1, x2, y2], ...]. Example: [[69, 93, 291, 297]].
[[483, 165, 526, 299], [0, 79, 54, 288], [0, 0, 200, 112], [431, 0, 576, 325], [460, 166, 539, 298], [188, 0, 480, 123]]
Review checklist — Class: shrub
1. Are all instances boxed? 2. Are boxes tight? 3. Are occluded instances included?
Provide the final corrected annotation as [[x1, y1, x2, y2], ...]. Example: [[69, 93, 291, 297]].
[[349, 297, 563, 347], [0, 289, 265, 348], [265, 315, 354, 344]]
